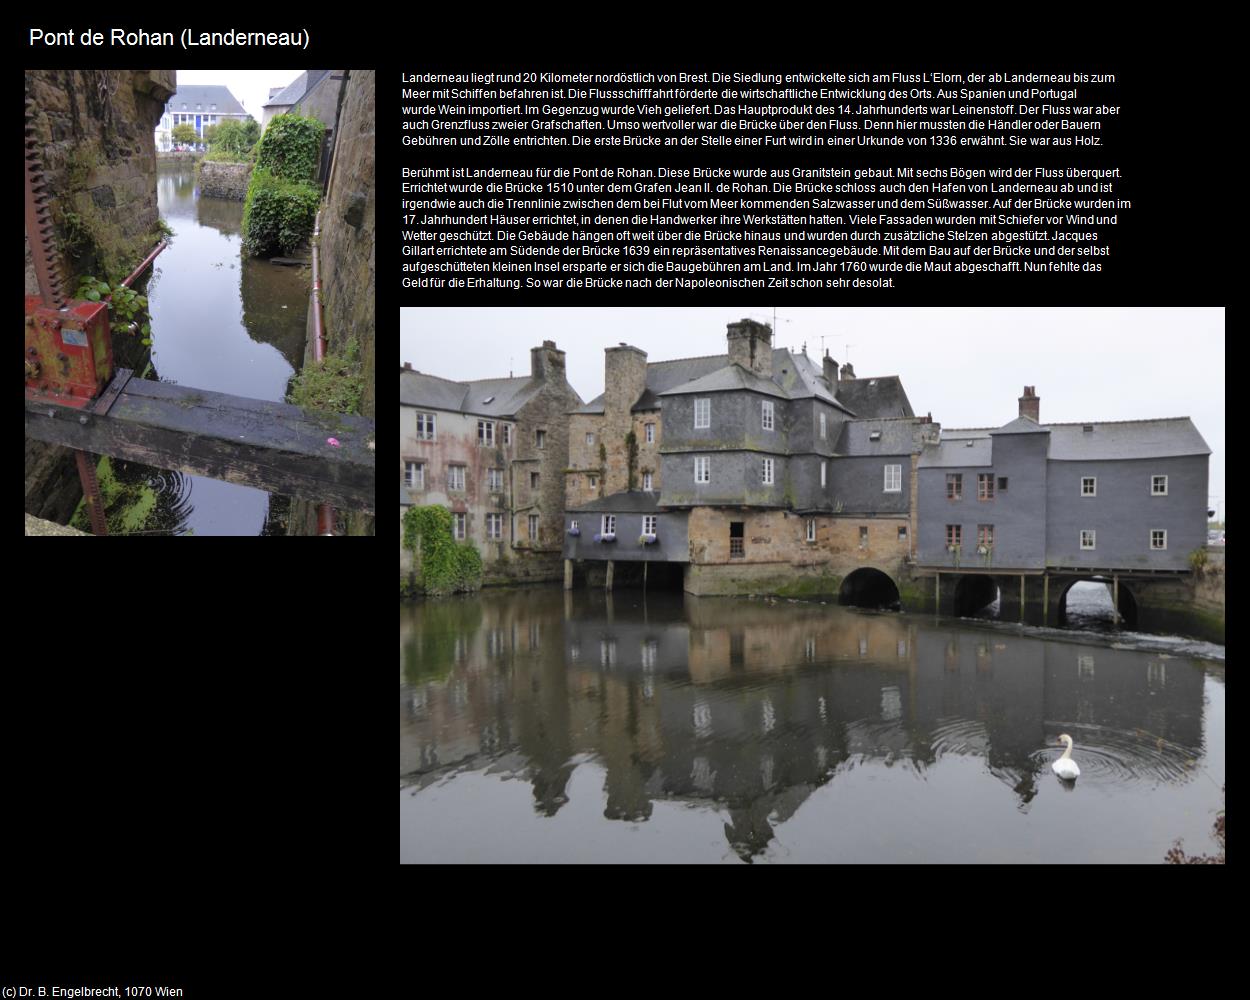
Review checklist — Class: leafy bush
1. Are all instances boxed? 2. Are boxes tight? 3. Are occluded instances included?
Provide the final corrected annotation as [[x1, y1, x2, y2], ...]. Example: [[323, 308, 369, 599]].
[[256, 114, 324, 182], [241, 168, 320, 256], [208, 119, 258, 159], [75, 275, 152, 344], [403, 506, 483, 596], [287, 340, 364, 414]]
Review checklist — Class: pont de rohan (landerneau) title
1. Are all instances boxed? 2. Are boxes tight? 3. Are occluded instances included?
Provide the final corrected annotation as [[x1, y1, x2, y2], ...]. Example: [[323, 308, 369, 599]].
[[28, 27, 310, 49]]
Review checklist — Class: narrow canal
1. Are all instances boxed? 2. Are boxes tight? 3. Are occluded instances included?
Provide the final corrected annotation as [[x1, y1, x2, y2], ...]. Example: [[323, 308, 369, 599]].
[[136, 163, 308, 534], [400, 588, 1225, 863]]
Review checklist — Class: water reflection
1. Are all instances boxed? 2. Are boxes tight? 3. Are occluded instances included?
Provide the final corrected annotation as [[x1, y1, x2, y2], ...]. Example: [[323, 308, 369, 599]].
[[401, 589, 1224, 863]]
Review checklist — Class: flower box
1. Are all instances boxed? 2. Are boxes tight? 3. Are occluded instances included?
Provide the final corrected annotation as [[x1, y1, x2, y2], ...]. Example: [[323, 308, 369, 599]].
[[597, 532, 616, 543], [567, 527, 580, 536], [638, 533, 658, 545]]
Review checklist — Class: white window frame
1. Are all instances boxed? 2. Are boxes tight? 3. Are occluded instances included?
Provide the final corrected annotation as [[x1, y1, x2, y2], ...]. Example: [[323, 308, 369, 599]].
[[602, 514, 616, 535], [448, 465, 465, 491], [416, 411, 436, 440], [884, 464, 902, 493], [645, 423, 655, 444], [762, 400, 774, 431], [478, 420, 495, 446], [405, 461, 424, 489], [535, 429, 546, 449], [643, 471, 653, 492], [586, 432, 595, 446], [486, 513, 503, 540], [695, 456, 710, 484], [528, 514, 540, 540], [588, 475, 598, 488], [488, 468, 503, 492], [762, 457, 774, 485], [820, 461, 826, 488], [1151, 475, 1168, 496], [502, 424, 511, 446], [694, 398, 710, 429], [1080, 529, 1096, 550], [1150, 529, 1167, 550], [806, 519, 816, 543], [452, 512, 466, 540], [1081, 476, 1097, 497], [642, 514, 657, 535], [819, 411, 827, 439]]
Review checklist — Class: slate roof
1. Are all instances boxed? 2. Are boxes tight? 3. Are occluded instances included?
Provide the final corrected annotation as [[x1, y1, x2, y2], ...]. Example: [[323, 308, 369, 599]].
[[836, 418, 923, 456], [568, 490, 666, 513], [993, 416, 1050, 435], [919, 436, 994, 468], [658, 362, 789, 399], [773, 350, 841, 405], [400, 367, 550, 418], [1044, 418, 1211, 460], [262, 71, 332, 109], [167, 85, 249, 117], [832, 376, 914, 419]]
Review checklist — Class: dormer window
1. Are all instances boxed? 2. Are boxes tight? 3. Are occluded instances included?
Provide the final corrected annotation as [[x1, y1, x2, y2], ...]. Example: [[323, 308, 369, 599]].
[[869, 430, 881, 441], [1083, 425, 1094, 433]]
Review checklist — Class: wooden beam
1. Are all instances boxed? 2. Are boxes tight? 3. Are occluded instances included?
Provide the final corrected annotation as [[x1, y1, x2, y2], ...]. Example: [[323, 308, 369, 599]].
[[25, 379, 374, 512]]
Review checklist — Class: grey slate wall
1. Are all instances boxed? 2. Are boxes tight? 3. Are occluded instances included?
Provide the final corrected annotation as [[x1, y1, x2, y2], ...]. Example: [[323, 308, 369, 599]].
[[661, 450, 790, 507], [1045, 455, 1208, 570], [829, 455, 910, 515], [661, 391, 789, 456], [563, 511, 690, 562]]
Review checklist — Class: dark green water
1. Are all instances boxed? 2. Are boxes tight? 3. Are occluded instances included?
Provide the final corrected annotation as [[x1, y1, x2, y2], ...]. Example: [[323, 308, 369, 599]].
[[401, 587, 1225, 863]]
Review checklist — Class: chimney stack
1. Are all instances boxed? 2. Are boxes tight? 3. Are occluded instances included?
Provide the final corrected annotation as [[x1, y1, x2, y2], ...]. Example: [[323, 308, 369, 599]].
[[822, 350, 837, 386], [839, 362, 856, 381], [726, 318, 773, 377], [402, 362, 412, 370], [1018, 385, 1040, 422], [531, 339, 565, 381]]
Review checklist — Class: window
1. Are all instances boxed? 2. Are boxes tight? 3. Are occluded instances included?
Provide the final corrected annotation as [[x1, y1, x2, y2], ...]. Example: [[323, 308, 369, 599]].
[[694, 398, 710, 429], [416, 412, 436, 440], [503, 424, 511, 446], [405, 462, 424, 489], [529, 514, 540, 540], [488, 468, 503, 491], [858, 526, 869, 549], [977, 525, 994, 549], [645, 423, 655, 444], [997, 477, 1008, 492], [806, 519, 816, 542], [448, 466, 465, 491], [1152, 475, 1168, 496], [602, 514, 616, 535], [643, 471, 653, 492], [730, 521, 744, 558], [820, 461, 826, 488], [643, 514, 657, 535], [486, 513, 503, 539], [695, 456, 710, 483], [588, 475, 598, 488], [819, 412, 827, 439], [478, 420, 495, 446], [898, 526, 908, 542], [1151, 529, 1167, 550], [530, 472, 540, 489], [946, 473, 962, 500], [762, 457, 774, 485], [586, 432, 595, 446], [1080, 529, 1096, 550], [946, 524, 962, 547], [570, 519, 578, 532], [1082, 476, 1097, 497], [977, 473, 995, 500], [535, 429, 546, 449], [452, 513, 466, 539], [762, 400, 774, 431], [884, 464, 902, 493]]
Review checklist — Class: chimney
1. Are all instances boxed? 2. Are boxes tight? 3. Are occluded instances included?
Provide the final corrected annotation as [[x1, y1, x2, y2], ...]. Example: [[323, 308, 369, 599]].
[[839, 362, 856, 381], [1018, 385, 1040, 422], [604, 344, 648, 417], [530, 339, 565, 381], [726, 318, 772, 377], [402, 361, 412, 370], [822, 350, 837, 386]]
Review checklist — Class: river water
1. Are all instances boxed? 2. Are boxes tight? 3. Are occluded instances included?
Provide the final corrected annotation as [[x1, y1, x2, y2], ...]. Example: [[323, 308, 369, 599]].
[[135, 164, 308, 534], [400, 587, 1225, 863]]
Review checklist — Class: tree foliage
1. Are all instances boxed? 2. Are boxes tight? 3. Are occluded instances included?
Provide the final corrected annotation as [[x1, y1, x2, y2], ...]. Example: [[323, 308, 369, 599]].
[[170, 123, 198, 145]]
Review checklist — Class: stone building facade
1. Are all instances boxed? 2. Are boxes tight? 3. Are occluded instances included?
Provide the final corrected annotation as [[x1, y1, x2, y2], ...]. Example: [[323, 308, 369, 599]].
[[402, 341, 583, 587]]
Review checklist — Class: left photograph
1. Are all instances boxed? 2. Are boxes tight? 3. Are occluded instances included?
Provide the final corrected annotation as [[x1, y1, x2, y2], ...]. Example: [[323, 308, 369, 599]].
[[24, 69, 375, 535]]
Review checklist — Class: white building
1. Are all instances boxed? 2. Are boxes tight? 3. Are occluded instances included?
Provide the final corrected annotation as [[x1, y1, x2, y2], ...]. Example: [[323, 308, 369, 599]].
[[155, 84, 252, 151]]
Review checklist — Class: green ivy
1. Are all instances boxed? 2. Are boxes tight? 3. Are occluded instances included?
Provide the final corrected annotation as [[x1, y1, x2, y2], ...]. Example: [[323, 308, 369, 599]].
[[241, 168, 320, 257], [74, 276, 152, 344], [625, 431, 638, 490], [255, 114, 325, 183], [403, 505, 483, 597]]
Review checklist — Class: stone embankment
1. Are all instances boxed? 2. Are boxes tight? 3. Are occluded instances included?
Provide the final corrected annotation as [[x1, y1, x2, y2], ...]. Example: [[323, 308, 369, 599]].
[[199, 161, 251, 200]]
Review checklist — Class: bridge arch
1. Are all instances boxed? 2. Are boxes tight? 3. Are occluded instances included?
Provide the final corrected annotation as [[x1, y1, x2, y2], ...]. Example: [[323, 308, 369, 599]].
[[953, 574, 1000, 616], [839, 567, 901, 610], [1056, 576, 1139, 630]]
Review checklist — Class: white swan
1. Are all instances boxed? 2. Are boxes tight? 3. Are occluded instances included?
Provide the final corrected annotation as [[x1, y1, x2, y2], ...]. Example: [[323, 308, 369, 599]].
[[1052, 734, 1081, 781]]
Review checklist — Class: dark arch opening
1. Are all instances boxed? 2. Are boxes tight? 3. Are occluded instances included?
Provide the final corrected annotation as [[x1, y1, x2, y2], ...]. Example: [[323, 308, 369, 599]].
[[839, 568, 901, 610], [953, 574, 1000, 617], [1058, 579, 1139, 631]]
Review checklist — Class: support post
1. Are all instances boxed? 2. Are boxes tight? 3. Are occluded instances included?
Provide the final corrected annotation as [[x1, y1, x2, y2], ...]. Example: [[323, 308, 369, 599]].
[[564, 558, 573, 591], [1112, 575, 1120, 628], [1043, 573, 1050, 625], [1019, 575, 1025, 623], [605, 560, 614, 591], [935, 572, 940, 614]]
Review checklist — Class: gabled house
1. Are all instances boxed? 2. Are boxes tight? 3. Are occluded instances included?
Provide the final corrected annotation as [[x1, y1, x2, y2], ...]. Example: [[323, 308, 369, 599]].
[[156, 85, 251, 151]]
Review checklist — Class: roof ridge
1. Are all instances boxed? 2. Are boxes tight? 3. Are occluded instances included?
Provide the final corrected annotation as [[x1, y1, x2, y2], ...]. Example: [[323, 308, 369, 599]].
[[1043, 416, 1194, 427], [646, 352, 727, 365], [401, 368, 465, 386]]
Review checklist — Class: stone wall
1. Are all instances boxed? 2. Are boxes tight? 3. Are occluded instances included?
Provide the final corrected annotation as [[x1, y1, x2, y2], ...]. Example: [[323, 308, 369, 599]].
[[290, 70, 374, 536], [25, 70, 173, 525], [198, 161, 251, 200]]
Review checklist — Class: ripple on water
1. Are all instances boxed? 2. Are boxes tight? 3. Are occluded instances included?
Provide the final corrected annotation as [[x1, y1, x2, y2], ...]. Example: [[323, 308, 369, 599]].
[[1030, 725, 1203, 786]]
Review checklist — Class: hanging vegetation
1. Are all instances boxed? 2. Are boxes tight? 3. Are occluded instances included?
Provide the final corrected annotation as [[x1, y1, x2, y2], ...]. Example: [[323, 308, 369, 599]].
[[403, 505, 483, 596]]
